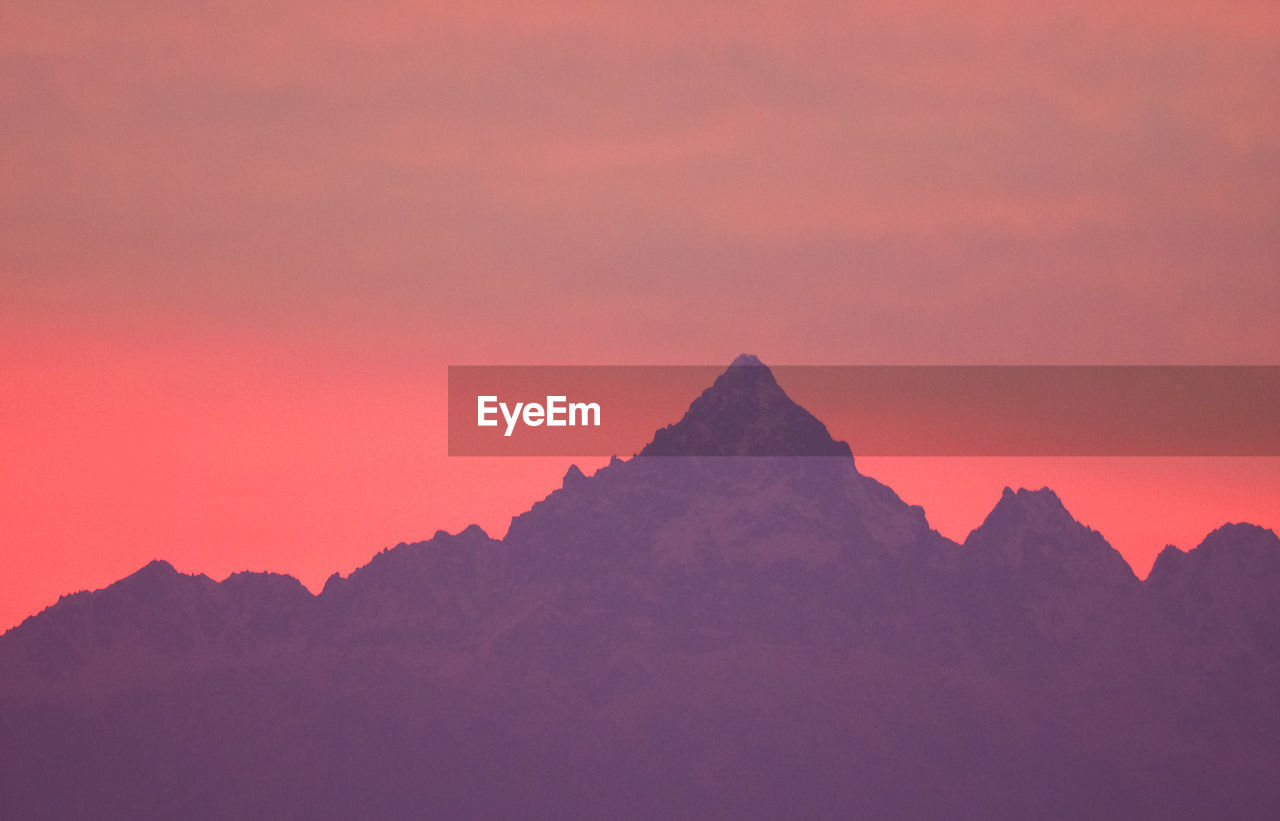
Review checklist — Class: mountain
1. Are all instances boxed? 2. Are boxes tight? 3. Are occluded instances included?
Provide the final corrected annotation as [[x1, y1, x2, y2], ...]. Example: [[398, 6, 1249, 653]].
[[641, 354, 853, 456], [964, 486, 1136, 590], [1144, 523, 1280, 662], [1, 356, 1278, 820]]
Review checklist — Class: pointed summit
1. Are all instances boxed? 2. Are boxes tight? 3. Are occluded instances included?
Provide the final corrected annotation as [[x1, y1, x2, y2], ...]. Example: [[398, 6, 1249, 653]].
[[965, 487, 1136, 588], [985, 487, 1076, 530], [562, 463, 587, 489], [1146, 543, 1189, 587], [639, 355, 852, 457], [729, 353, 765, 367], [112, 559, 190, 596]]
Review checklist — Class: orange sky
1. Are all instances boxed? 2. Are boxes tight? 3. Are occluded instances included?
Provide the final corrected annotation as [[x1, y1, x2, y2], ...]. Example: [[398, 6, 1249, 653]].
[[2, 1, 1278, 630]]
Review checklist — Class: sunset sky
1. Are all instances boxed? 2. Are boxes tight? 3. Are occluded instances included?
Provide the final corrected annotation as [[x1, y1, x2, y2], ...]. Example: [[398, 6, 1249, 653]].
[[3, 1, 1278, 630]]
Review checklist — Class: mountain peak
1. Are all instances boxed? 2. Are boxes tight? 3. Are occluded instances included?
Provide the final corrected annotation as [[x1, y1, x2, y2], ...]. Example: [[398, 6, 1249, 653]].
[[563, 463, 588, 489], [137, 558, 178, 576], [1147, 524, 1280, 599], [967, 487, 1078, 550], [1156, 523, 1280, 578], [729, 353, 765, 368], [1146, 544, 1188, 586], [1196, 522, 1278, 553], [112, 559, 185, 594], [966, 486, 1136, 587], [989, 487, 1073, 526], [639, 356, 852, 457]]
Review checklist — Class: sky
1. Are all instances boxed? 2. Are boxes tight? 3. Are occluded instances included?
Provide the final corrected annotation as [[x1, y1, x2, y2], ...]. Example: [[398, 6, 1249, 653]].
[[2, 1, 1278, 630]]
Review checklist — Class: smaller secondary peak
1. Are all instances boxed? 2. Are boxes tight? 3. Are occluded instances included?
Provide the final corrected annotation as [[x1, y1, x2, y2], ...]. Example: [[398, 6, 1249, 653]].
[[1146, 544, 1188, 585], [1200, 521, 1276, 545], [139, 558, 177, 574], [729, 353, 766, 368], [1149, 525, 1279, 589], [991, 487, 1070, 520], [111, 558, 214, 597], [563, 463, 587, 488], [1008, 486, 1063, 503], [220, 571, 311, 599], [321, 572, 345, 595], [122, 559, 180, 584], [1190, 522, 1279, 564], [971, 486, 1077, 538], [432, 524, 490, 541], [967, 486, 1135, 585]]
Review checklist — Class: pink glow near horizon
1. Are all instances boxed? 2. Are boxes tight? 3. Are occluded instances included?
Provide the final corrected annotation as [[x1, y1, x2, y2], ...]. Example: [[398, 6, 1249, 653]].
[[2, 1, 1278, 630]]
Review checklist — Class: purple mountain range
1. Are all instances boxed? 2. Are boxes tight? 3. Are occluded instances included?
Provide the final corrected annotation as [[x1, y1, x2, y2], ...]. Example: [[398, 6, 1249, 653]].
[[2, 357, 1278, 819]]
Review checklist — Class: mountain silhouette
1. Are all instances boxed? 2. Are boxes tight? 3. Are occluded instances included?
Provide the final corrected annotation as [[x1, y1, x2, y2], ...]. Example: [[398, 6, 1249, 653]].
[[640, 353, 853, 456], [964, 486, 1137, 590], [2, 357, 1278, 820]]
